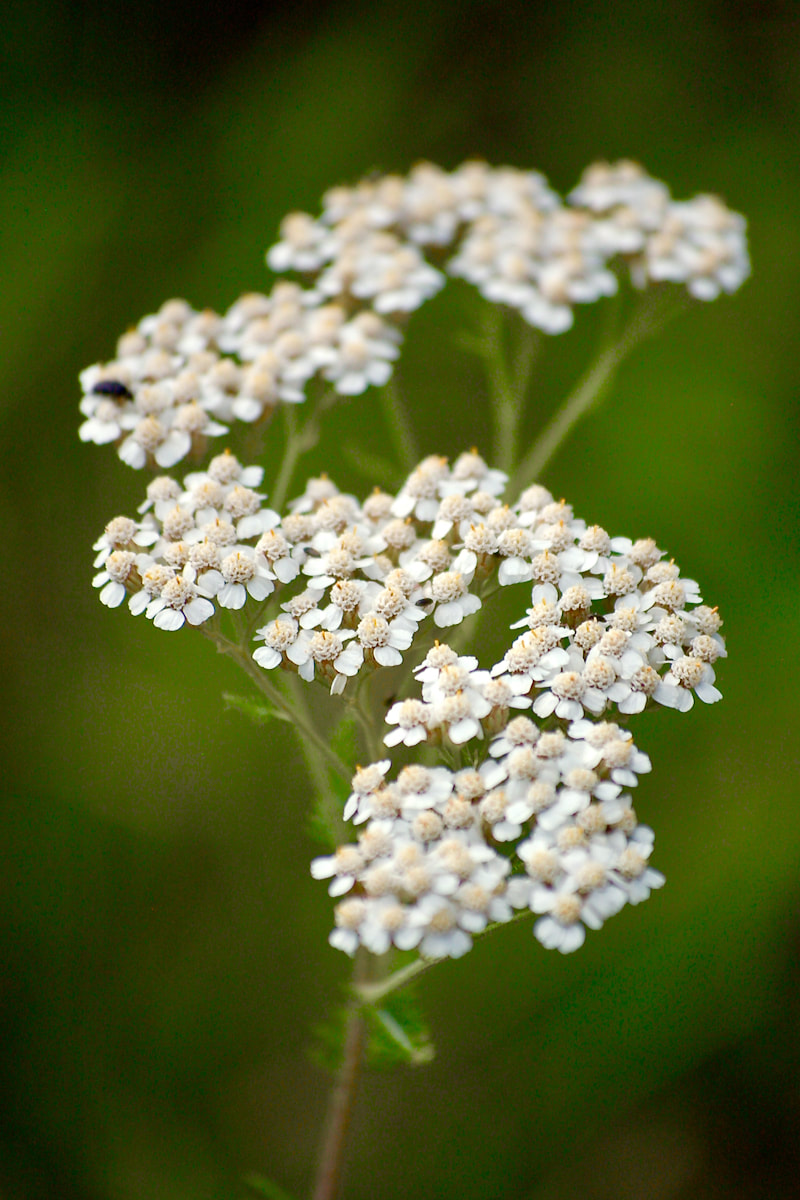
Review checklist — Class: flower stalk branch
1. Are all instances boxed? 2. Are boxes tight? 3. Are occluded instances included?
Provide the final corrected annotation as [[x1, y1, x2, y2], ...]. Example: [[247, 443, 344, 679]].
[[205, 629, 352, 783], [510, 288, 686, 494]]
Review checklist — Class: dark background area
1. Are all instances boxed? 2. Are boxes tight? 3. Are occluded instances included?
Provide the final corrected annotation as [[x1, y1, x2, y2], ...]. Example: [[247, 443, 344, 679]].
[[2, 1, 799, 1197]]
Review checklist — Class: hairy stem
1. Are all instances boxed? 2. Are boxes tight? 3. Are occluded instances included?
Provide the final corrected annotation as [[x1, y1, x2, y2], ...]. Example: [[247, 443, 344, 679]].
[[356, 906, 537, 1008], [354, 956, 433, 1005], [312, 951, 370, 1200]]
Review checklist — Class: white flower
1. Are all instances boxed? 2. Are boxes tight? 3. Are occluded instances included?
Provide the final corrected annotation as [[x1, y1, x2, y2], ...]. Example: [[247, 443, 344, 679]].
[[353, 614, 412, 667], [443, 450, 508, 498], [145, 566, 215, 631], [93, 515, 158, 568], [428, 570, 482, 628], [253, 615, 300, 670], [641, 194, 750, 300], [529, 868, 626, 953], [310, 843, 365, 898], [395, 764, 454, 814], [384, 699, 431, 748], [530, 645, 598, 721], [267, 211, 330, 273], [429, 689, 491, 745], [286, 628, 362, 690], [359, 896, 422, 955], [215, 549, 275, 609], [92, 550, 138, 608], [566, 721, 652, 788], [343, 759, 394, 822], [352, 244, 444, 313], [391, 455, 450, 520], [407, 895, 472, 959], [255, 528, 303, 586], [659, 654, 722, 710], [453, 863, 513, 931], [608, 826, 665, 903], [78, 394, 133, 446], [317, 313, 400, 395], [416, 650, 484, 700]]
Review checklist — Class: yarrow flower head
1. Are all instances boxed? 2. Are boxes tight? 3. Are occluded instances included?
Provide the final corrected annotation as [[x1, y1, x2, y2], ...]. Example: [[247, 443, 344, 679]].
[[288, 452, 720, 957], [314, 713, 662, 958], [93, 444, 726, 722], [78, 161, 749, 470]]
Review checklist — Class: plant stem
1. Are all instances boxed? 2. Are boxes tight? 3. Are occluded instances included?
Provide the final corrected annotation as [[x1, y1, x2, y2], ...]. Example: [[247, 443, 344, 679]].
[[467, 307, 539, 474], [483, 306, 516, 472], [379, 372, 418, 475], [510, 288, 685, 494], [354, 956, 433, 1005], [205, 629, 352, 783], [270, 387, 339, 512], [312, 951, 370, 1200], [285, 674, 349, 843], [269, 404, 302, 513]]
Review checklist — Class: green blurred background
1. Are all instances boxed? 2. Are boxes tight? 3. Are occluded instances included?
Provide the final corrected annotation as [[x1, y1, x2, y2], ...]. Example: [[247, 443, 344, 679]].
[[2, 0, 799, 1196]]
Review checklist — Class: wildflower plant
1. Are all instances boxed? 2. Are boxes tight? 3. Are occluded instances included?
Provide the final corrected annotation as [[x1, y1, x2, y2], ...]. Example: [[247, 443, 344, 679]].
[[83, 160, 747, 1199]]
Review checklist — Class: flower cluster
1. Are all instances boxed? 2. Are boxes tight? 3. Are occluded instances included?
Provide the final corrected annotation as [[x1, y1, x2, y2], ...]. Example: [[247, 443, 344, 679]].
[[314, 711, 663, 957], [79, 161, 749, 469], [90, 439, 727, 957], [93, 447, 725, 712], [93, 439, 726, 956], [92, 451, 282, 630], [288, 453, 724, 957]]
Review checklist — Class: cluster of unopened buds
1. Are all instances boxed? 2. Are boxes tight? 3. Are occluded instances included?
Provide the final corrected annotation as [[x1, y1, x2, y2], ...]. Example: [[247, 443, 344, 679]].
[[79, 159, 749, 471], [92, 447, 725, 954]]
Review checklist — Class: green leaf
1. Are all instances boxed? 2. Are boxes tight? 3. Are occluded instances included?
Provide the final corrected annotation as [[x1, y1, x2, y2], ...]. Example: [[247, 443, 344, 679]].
[[223, 692, 292, 726], [242, 1174, 298, 1200], [309, 987, 435, 1076], [365, 987, 435, 1068]]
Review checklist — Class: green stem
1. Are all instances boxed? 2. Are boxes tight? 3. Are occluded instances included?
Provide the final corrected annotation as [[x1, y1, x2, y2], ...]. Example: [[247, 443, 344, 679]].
[[270, 388, 339, 512], [205, 629, 351, 783], [379, 372, 419, 475], [354, 956, 432, 1005], [483, 306, 516, 472], [269, 405, 303, 513], [510, 319, 539, 403], [348, 678, 386, 765], [312, 950, 370, 1200], [510, 288, 685, 495], [285, 674, 349, 842], [464, 307, 539, 474]]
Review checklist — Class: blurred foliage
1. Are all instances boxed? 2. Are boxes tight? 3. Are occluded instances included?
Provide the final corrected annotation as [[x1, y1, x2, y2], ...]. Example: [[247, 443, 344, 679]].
[[2, 0, 799, 1197]]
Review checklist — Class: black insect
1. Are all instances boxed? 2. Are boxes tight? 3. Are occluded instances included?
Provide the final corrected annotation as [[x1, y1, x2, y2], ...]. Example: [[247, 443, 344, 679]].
[[91, 379, 133, 400]]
